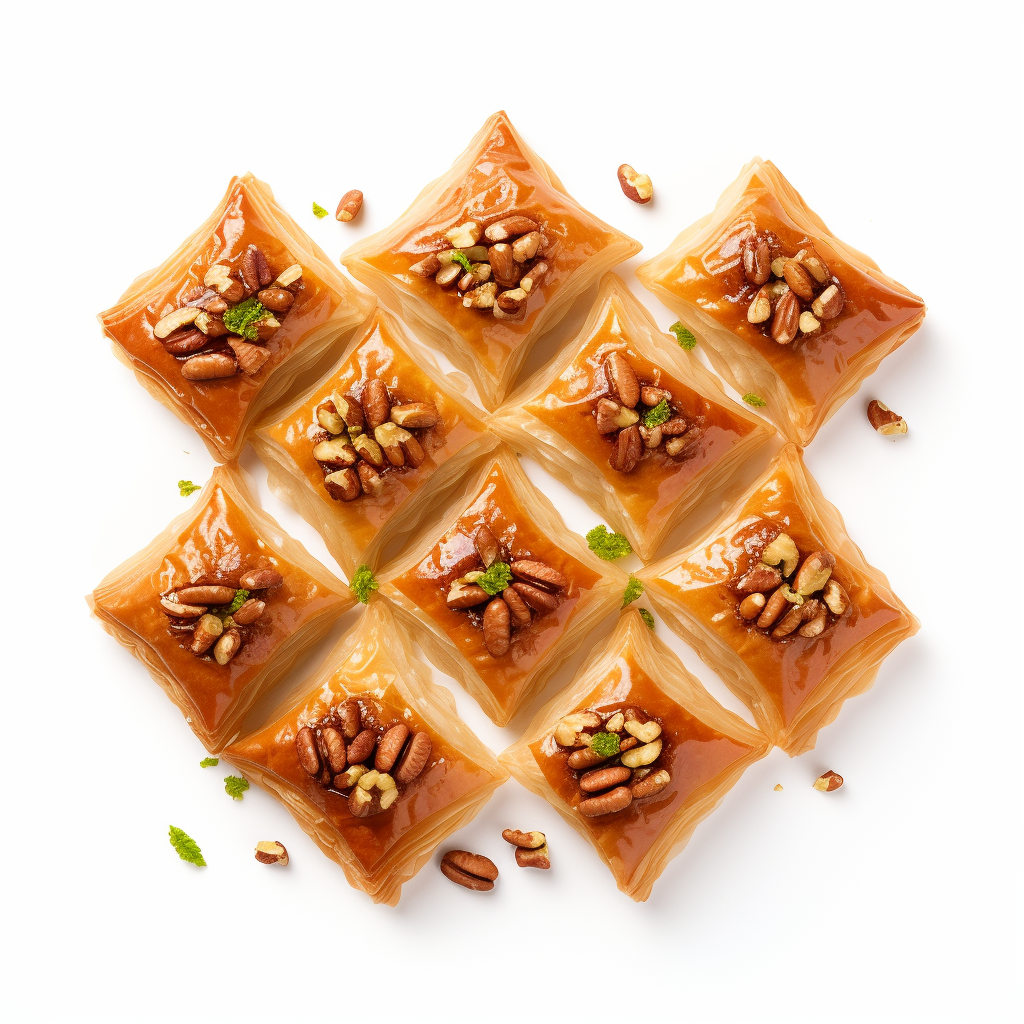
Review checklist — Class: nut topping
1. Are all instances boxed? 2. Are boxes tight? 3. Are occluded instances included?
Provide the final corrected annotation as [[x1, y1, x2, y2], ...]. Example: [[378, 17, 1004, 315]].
[[159, 597, 207, 618], [390, 402, 439, 429], [181, 352, 237, 380], [474, 525, 503, 567], [742, 233, 771, 287], [792, 551, 836, 596], [510, 560, 567, 591], [257, 287, 294, 313], [176, 585, 236, 605], [482, 597, 511, 657], [511, 581, 560, 613], [761, 533, 799, 577], [361, 379, 391, 429], [579, 765, 632, 792], [735, 563, 783, 595], [394, 731, 432, 784], [738, 593, 766, 619], [610, 425, 642, 474], [484, 216, 538, 242], [617, 164, 654, 204], [771, 290, 801, 345], [374, 724, 410, 773], [867, 399, 908, 437], [295, 727, 320, 776], [213, 628, 242, 665], [239, 568, 283, 589], [812, 284, 844, 320], [782, 259, 816, 301], [229, 338, 270, 375], [154, 306, 200, 339], [822, 579, 850, 616], [346, 729, 376, 765], [313, 438, 358, 468], [579, 786, 633, 817], [440, 850, 498, 891], [604, 351, 640, 408], [631, 769, 671, 799]]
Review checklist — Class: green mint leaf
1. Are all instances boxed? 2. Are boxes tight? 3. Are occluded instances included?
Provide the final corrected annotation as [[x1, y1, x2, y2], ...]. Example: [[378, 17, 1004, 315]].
[[590, 732, 620, 758], [742, 393, 767, 408], [224, 775, 249, 800], [642, 399, 671, 428], [350, 564, 379, 604], [225, 589, 250, 615], [670, 323, 697, 350], [222, 297, 268, 341], [622, 574, 644, 608], [312, 201, 328, 219], [449, 250, 474, 274], [178, 480, 201, 497], [639, 608, 655, 630], [169, 825, 206, 866], [586, 525, 632, 561], [199, 757, 219, 768], [477, 561, 512, 596]]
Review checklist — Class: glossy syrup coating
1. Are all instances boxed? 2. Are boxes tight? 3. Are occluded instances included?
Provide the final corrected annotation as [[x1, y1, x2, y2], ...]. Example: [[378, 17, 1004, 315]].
[[653, 178, 924, 413], [532, 657, 756, 880], [261, 310, 491, 560], [526, 303, 760, 533], [391, 467, 601, 716], [100, 176, 346, 457]]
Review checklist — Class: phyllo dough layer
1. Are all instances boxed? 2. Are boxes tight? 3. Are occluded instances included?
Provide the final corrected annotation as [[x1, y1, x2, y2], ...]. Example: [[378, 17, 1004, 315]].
[[254, 308, 497, 577], [380, 446, 625, 727], [342, 111, 641, 410], [641, 444, 919, 755], [99, 173, 373, 461], [501, 610, 770, 902], [494, 274, 774, 560], [636, 158, 925, 445], [88, 464, 353, 751], [225, 599, 507, 906]]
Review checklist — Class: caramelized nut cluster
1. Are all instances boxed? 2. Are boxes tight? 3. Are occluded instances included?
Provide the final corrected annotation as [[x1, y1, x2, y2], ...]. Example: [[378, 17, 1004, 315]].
[[312, 379, 440, 502], [409, 214, 550, 320], [733, 530, 850, 640], [295, 698, 433, 817], [742, 232, 845, 344], [597, 351, 702, 474], [154, 245, 305, 380], [552, 707, 672, 818], [159, 566, 284, 666], [445, 524, 566, 658]]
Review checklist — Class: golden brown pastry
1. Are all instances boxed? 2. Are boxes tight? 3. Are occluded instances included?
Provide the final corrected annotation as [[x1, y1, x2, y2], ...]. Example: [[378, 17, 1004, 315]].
[[225, 599, 507, 905], [342, 111, 641, 410], [99, 174, 374, 461], [380, 446, 626, 727], [253, 308, 498, 578], [88, 464, 354, 751], [641, 444, 919, 755], [493, 274, 774, 560], [500, 610, 771, 901], [636, 158, 925, 445]]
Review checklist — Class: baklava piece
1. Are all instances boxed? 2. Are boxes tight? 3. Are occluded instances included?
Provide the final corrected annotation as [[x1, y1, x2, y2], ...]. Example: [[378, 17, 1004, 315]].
[[224, 599, 506, 905], [501, 610, 770, 901], [88, 464, 353, 751], [636, 158, 925, 445], [99, 174, 374, 461], [342, 111, 641, 410], [493, 274, 774, 560], [254, 308, 497, 577], [380, 447, 625, 727], [641, 444, 918, 755]]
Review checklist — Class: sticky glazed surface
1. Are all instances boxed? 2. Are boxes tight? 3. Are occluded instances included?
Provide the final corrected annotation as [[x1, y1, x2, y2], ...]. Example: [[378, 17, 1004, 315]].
[[654, 175, 924, 410], [100, 177, 341, 450], [363, 119, 625, 381], [263, 312, 489, 556], [91, 483, 345, 735], [391, 466, 602, 714], [228, 676, 493, 873], [530, 655, 756, 879], [652, 465, 904, 727], [526, 301, 760, 535]]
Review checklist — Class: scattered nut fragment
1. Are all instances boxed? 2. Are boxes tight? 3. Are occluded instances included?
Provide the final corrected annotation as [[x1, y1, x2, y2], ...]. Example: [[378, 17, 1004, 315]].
[[813, 770, 844, 792], [617, 164, 654, 204], [822, 579, 850, 616], [502, 829, 546, 849], [336, 189, 363, 222], [515, 845, 551, 869], [774, 784, 784, 792], [440, 850, 498, 891], [867, 400, 908, 437], [798, 311, 820, 334], [254, 840, 289, 866], [747, 285, 772, 323], [812, 284, 844, 320]]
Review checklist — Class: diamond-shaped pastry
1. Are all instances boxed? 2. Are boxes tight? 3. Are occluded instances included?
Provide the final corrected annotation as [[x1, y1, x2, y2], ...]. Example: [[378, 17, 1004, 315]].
[[254, 308, 497, 578], [493, 273, 774, 560], [224, 599, 506, 905], [637, 158, 925, 445], [641, 444, 919, 755], [342, 111, 640, 410], [89, 464, 354, 751], [380, 446, 626, 727], [501, 610, 770, 901], [99, 173, 374, 461]]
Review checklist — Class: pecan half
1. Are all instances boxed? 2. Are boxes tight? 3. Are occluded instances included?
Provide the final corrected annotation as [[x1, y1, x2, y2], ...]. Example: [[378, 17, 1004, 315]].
[[488, 243, 519, 288], [257, 287, 294, 313], [375, 724, 410, 773], [782, 259, 816, 301], [579, 786, 633, 817], [213, 628, 243, 666], [176, 585, 236, 605], [512, 231, 542, 263], [483, 597, 511, 657], [484, 215, 538, 242], [617, 164, 654, 204], [631, 768, 671, 799], [770, 290, 801, 345], [232, 598, 265, 625], [610, 424, 642, 473], [320, 726, 347, 774], [735, 564, 783, 594], [295, 726, 320, 776], [338, 699, 361, 740], [738, 593, 766, 620], [511, 581, 559, 614], [742, 233, 771, 287], [474, 524, 503, 567], [510, 560, 566, 591], [240, 568, 283, 590], [346, 729, 377, 765], [357, 462, 384, 496], [793, 551, 836, 596], [181, 352, 237, 380], [361, 379, 391, 429], [390, 402, 439, 429], [159, 597, 207, 618], [604, 351, 640, 408], [394, 731, 432, 784], [812, 284, 844, 320], [440, 850, 498, 891], [579, 765, 632, 793], [447, 582, 490, 609], [313, 438, 358, 468], [336, 189, 363, 222], [502, 586, 532, 626], [162, 329, 210, 355]]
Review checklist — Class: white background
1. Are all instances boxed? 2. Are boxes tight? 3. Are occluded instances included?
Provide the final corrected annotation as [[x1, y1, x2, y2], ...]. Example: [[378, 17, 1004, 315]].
[[2, 3, 1020, 1021]]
